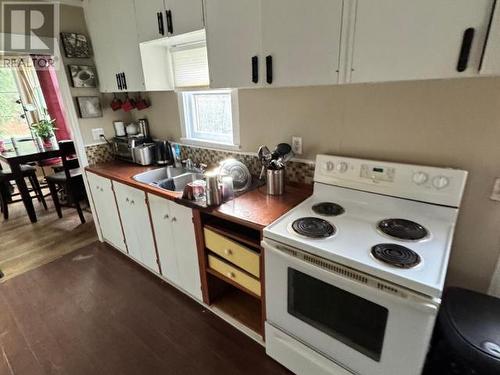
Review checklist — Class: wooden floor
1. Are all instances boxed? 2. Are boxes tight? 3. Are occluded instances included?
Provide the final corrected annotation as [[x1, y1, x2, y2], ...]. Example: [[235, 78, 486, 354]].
[[0, 197, 97, 282], [0, 242, 291, 375]]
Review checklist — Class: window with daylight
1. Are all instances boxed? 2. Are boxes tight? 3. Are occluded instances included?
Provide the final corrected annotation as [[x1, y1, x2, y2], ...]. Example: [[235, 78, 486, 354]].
[[0, 65, 46, 139], [179, 89, 239, 148]]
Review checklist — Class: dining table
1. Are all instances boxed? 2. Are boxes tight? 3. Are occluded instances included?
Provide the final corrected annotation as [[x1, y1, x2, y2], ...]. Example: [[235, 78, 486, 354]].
[[0, 140, 61, 223]]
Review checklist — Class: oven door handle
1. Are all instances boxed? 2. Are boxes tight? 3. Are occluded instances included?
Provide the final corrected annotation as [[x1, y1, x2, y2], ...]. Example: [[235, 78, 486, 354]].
[[263, 239, 441, 314]]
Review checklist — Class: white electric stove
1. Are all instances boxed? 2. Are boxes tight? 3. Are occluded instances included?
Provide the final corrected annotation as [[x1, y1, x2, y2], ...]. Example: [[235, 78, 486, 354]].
[[263, 154, 468, 375]]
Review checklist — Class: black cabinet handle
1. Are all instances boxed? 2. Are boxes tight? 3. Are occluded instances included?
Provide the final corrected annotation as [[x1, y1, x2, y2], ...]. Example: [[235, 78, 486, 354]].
[[116, 73, 122, 90], [266, 55, 273, 84], [121, 73, 127, 90], [252, 56, 259, 83], [457, 28, 475, 72], [157, 12, 165, 35], [166, 10, 173, 34]]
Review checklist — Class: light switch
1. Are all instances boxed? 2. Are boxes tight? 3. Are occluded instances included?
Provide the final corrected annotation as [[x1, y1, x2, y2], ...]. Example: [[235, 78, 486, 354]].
[[491, 178, 500, 202], [92, 128, 104, 141]]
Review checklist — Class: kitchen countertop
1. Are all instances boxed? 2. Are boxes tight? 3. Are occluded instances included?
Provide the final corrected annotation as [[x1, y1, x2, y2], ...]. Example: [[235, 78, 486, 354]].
[[85, 161, 312, 230]]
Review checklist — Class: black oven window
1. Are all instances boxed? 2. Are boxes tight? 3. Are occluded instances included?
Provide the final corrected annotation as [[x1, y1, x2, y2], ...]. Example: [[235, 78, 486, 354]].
[[288, 268, 388, 362]]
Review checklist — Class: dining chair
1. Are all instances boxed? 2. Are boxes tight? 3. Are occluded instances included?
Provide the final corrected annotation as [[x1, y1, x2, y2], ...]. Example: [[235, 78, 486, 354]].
[[45, 140, 88, 224], [0, 165, 48, 220]]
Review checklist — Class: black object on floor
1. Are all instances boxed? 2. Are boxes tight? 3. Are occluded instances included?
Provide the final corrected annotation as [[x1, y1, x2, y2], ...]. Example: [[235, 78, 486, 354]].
[[0, 269, 3, 279], [424, 287, 500, 375]]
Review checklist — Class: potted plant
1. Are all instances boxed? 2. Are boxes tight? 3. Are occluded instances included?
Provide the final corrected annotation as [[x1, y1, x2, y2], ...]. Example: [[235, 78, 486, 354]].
[[30, 115, 57, 148]]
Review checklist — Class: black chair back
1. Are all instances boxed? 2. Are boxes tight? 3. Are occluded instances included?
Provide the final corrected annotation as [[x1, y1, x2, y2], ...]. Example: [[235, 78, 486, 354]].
[[58, 140, 80, 180]]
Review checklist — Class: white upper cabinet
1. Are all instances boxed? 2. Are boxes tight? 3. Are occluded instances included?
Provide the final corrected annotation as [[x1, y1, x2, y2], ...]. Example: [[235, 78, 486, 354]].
[[205, 0, 261, 88], [84, 0, 120, 92], [261, 0, 343, 87], [107, 0, 145, 92], [350, 0, 495, 83], [481, 2, 500, 75], [134, 0, 167, 43], [206, 0, 343, 88], [135, 0, 204, 42], [114, 183, 159, 273], [165, 0, 205, 36], [85, 0, 145, 92]]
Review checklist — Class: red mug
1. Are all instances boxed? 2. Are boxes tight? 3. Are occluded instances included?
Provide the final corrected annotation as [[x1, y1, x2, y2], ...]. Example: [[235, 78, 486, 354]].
[[122, 96, 136, 112], [135, 96, 150, 110], [110, 95, 123, 111]]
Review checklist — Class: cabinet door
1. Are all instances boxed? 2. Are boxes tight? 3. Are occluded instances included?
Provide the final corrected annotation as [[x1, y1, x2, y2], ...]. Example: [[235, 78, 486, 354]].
[[164, 0, 204, 36], [107, 0, 146, 92], [261, 0, 343, 87], [351, 0, 494, 83], [113, 182, 158, 272], [169, 201, 202, 301], [205, 0, 261, 88], [85, 0, 120, 92], [481, 3, 500, 75], [134, 0, 167, 42], [86, 172, 126, 252], [147, 194, 180, 284]]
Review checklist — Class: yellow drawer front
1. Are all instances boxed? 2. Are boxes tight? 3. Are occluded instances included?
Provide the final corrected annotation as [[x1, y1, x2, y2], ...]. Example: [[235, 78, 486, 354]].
[[204, 228, 260, 278], [208, 255, 261, 297]]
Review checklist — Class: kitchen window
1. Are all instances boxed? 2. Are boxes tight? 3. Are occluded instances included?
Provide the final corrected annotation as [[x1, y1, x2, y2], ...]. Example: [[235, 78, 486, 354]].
[[179, 89, 240, 150]]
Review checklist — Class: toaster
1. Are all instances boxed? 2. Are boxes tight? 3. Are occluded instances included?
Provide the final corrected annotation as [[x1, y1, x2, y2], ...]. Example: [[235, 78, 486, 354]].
[[132, 143, 156, 166]]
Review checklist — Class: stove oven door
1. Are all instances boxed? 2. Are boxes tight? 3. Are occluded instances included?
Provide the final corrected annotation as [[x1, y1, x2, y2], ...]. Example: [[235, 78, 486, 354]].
[[263, 239, 439, 375]]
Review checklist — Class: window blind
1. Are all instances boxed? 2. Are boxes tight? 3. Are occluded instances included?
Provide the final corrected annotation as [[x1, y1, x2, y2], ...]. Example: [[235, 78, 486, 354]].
[[171, 42, 209, 88]]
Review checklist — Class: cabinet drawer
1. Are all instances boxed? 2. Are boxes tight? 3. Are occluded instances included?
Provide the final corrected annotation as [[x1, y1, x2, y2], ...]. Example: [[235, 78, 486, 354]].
[[208, 255, 261, 297], [204, 228, 260, 278]]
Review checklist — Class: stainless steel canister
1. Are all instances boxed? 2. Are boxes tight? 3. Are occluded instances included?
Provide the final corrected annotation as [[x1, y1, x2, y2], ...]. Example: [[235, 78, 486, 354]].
[[205, 172, 222, 206], [266, 169, 285, 196]]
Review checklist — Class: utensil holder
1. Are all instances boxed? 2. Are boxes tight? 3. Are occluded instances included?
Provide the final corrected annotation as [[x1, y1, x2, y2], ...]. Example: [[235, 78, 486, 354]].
[[267, 169, 285, 196]]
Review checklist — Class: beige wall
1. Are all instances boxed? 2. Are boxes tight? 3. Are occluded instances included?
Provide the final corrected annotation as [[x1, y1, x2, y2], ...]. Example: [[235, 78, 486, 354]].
[[136, 78, 500, 293]]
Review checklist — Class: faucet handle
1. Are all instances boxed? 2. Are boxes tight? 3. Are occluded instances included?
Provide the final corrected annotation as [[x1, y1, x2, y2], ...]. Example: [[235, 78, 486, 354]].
[[182, 158, 194, 170], [197, 163, 208, 172]]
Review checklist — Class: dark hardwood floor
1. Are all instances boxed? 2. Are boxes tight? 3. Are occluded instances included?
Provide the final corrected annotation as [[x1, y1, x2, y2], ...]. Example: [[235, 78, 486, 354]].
[[0, 242, 290, 375]]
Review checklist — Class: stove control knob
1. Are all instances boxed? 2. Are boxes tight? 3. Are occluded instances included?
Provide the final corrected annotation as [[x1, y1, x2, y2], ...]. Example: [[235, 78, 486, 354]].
[[412, 171, 429, 185], [336, 162, 348, 173], [433, 176, 449, 190], [325, 161, 335, 172]]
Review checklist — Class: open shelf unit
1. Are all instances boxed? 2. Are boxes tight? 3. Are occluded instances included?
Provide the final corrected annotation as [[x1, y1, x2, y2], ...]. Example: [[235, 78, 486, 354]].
[[194, 211, 266, 339]]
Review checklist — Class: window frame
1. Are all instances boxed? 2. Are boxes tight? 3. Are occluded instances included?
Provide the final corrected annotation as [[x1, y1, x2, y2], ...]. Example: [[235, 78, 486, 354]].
[[178, 89, 240, 151]]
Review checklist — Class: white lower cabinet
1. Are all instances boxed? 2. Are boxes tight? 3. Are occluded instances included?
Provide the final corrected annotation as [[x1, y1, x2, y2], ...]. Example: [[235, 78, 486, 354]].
[[113, 182, 159, 273], [86, 172, 126, 253], [148, 193, 202, 301]]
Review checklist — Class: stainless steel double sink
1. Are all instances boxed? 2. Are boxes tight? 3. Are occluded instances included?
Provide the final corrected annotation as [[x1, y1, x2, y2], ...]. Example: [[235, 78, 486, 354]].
[[133, 166, 204, 192]]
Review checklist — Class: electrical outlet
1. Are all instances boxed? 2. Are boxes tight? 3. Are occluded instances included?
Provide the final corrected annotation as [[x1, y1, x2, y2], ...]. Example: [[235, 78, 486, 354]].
[[92, 128, 104, 141], [491, 177, 500, 202], [292, 136, 303, 155]]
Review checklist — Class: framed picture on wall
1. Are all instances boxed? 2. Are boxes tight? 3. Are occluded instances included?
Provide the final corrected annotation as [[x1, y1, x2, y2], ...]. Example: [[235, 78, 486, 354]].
[[69, 65, 97, 88], [76, 96, 102, 118], [61, 32, 91, 58]]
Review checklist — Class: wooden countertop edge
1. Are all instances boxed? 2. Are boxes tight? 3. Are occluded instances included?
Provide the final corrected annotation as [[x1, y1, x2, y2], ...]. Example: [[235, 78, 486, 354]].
[[85, 163, 312, 230]]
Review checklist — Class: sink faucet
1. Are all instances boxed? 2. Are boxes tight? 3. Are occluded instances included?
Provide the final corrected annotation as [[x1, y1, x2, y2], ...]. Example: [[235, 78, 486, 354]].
[[182, 158, 194, 170]]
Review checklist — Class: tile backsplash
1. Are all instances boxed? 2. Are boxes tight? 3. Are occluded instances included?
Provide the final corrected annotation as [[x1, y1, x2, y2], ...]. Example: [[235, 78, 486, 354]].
[[84, 142, 315, 184], [85, 143, 114, 165], [178, 144, 315, 185]]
